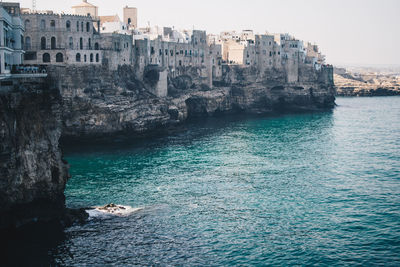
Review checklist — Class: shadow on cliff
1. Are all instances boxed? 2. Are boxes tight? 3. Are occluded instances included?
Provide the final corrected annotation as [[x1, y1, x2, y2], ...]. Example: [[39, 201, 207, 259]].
[[60, 110, 334, 156]]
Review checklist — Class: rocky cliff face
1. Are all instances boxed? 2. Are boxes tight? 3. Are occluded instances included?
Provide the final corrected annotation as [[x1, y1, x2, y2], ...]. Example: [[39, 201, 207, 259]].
[[0, 79, 70, 229], [53, 64, 335, 139], [0, 63, 334, 229]]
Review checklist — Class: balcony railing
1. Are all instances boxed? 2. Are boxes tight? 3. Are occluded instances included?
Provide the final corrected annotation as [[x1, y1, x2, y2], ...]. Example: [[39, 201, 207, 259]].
[[10, 64, 47, 74]]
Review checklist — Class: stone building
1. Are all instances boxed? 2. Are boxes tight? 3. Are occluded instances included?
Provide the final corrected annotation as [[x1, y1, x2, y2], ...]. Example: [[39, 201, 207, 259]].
[[99, 15, 131, 34], [134, 30, 210, 77], [0, 2, 24, 75], [21, 11, 102, 66], [71, 0, 98, 18], [99, 33, 133, 69], [209, 43, 222, 79], [222, 39, 245, 65], [123, 6, 137, 29]]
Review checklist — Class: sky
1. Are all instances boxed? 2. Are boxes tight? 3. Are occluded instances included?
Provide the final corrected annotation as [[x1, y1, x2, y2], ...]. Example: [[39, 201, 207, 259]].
[[6, 0, 400, 66]]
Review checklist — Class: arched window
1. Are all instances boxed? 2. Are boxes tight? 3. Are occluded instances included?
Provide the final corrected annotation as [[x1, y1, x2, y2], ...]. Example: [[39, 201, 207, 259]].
[[40, 37, 46, 50], [94, 42, 99, 50], [96, 53, 99, 62], [51, 37, 56, 49], [81, 22, 83, 32], [25, 19, 30, 29], [76, 21, 79, 31], [69, 37, 73, 49], [84, 54, 87, 62], [90, 53, 93, 62], [80, 38, 83, 50], [66, 20, 71, 31], [50, 20, 55, 29], [56, 53, 64, 62], [86, 22, 90, 32], [43, 53, 51, 63], [76, 53, 81, 62], [25, 36, 31, 50], [40, 19, 46, 30], [88, 38, 91, 49]]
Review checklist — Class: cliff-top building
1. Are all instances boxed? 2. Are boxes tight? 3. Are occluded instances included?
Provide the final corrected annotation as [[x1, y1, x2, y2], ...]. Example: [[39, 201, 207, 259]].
[[21, 9, 102, 66], [72, 0, 98, 18], [123, 6, 137, 29], [0, 2, 24, 75]]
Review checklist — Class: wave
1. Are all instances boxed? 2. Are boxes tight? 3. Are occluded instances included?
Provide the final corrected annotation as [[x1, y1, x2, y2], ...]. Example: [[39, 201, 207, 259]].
[[86, 204, 143, 219]]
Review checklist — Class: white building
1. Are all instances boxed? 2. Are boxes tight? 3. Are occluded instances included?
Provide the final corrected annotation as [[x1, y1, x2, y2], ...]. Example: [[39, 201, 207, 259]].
[[0, 2, 24, 75], [100, 15, 130, 34]]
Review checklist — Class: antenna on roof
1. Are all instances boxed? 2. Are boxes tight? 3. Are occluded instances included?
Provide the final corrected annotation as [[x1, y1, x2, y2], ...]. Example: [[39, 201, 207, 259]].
[[32, 0, 37, 11]]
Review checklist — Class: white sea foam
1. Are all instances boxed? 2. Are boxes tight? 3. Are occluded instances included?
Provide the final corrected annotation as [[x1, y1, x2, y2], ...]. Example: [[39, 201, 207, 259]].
[[86, 204, 143, 219]]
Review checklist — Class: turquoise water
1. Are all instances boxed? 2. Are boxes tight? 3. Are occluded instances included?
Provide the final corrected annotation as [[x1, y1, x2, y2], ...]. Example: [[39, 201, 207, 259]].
[[59, 97, 400, 265]]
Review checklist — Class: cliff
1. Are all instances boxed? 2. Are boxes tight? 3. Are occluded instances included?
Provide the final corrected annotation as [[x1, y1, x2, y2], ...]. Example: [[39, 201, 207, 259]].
[[334, 67, 400, 96], [0, 78, 83, 230], [0, 63, 334, 229], [49, 64, 335, 139]]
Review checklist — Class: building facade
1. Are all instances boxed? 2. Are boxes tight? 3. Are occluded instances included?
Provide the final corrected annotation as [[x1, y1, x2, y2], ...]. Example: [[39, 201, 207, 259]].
[[123, 6, 137, 29], [21, 11, 102, 66], [72, 0, 98, 18], [0, 2, 24, 74]]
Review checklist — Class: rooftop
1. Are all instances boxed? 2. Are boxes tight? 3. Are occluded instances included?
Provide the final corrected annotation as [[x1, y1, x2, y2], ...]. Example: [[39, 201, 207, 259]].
[[71, 0, 97, 8]]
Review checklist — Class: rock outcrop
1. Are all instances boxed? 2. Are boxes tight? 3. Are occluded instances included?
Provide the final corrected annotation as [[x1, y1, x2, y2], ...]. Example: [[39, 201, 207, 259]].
[[49, 64, 335, 140], [0, 78, 85, 230]]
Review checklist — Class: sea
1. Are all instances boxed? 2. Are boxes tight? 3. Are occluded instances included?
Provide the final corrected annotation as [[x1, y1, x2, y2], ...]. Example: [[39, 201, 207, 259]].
[[7, 97, 400, 266]]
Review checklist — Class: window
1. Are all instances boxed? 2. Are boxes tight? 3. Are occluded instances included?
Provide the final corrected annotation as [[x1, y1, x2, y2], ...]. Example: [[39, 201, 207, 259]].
[[41, 37, 46, 50], [50, 20, 55, 29], [51, 37, 56, 49], [43, 53, 50, 63], [94, 43, 99, 50], [56, 53, 63, 62], [76, 21, 79, 31], [86, 22, 90, 32], [90, 53, 93, 62], [24, 52, 37, 61], [40, 20, 46, 30], [69, 37, 73, 49], [66, 21, 71, 31], [25, 20, 30, 29], [96, 53, 99, 62], [84, 54, 87, 62], [25, 36, 31, 50], [81, 22, 84, 32], [269, 51, 272, 57], [80, 38, 83, 50], [76, 53, 81, 62], [88, 38, 91, 49]]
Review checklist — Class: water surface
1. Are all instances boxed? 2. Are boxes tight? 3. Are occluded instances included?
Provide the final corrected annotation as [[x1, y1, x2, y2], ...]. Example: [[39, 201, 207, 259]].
[[24, 97, 400, 265]]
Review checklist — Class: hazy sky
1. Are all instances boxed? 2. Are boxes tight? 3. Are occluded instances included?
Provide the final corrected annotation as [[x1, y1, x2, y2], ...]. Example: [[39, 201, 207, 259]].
[[8, 0, 400, 66]]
